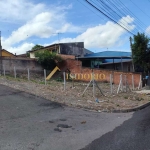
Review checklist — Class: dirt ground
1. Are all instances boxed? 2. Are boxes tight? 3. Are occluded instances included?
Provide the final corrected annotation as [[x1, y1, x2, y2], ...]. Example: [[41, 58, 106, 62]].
[[0, 76, 150, 112]]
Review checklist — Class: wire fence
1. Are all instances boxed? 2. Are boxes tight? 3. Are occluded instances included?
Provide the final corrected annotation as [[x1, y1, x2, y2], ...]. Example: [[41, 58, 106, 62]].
[[0, 64, 143, 99], [0, 64, 45, 82]]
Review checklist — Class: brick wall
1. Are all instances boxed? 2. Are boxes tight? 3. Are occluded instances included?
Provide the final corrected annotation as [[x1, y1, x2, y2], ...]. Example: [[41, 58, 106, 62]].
[[59, 59, 141, 87], [58, 54, 75, 60]]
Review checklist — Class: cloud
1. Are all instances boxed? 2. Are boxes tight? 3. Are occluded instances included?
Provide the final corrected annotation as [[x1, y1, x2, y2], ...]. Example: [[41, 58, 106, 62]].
[[8, 43, 35, 55], [0, 0, 45, 23], [1, 1, 82, 53], [57, 16, 135, 49], [3, 12, 54, 47], [1, 0, 135, 55], [0, 0, 74, 26], [145, 26, 150, 35], [118, 15, 135, 31], [2, 10, 82, 48]]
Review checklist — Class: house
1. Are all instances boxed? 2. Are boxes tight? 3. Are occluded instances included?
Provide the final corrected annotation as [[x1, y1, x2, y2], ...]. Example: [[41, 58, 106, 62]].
[[78, 51, 133, 72], [17, 53, 28, 57], [1, 49, 16, 57], [28, 42, 90, 59]]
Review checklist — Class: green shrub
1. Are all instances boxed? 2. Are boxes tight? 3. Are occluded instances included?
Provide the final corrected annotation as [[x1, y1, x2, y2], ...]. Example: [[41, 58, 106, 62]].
[[35, 51, 63, 70]]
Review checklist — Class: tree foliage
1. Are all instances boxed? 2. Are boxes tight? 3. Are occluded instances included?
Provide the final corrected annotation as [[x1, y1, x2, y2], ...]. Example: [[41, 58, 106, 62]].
[[31, 44, 44, 51], [35, 50, 62, 70], [131, 32, 150, 72]]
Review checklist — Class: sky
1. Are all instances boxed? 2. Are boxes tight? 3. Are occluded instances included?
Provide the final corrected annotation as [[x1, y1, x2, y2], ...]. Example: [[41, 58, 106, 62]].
[[1, 0, 150, 55]]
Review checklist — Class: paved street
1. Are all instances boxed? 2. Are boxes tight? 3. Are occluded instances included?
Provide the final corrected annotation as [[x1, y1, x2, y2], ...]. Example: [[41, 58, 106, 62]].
[[0, 84, 132, 150], [81, 101, 150, 150]]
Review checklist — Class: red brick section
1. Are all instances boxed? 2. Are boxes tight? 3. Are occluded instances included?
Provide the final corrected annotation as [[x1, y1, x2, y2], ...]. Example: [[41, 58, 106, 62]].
[[58, 59, 81, 72], [58, 59, 141, 87]]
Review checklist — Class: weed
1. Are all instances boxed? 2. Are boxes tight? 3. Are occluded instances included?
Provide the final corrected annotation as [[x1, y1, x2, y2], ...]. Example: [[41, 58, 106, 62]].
[[135, 97, 140, 101], [16, 74, 20, 78], [135, 97, 144, 101], [30, 79, 38, 83], [39, 81, 45, 84], [56, 77, 63, 82], [17, 78, 20, 81]]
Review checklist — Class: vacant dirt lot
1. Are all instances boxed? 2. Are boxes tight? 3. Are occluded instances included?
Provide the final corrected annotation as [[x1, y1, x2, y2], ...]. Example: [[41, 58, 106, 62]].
[[0, 76, 150, 112]]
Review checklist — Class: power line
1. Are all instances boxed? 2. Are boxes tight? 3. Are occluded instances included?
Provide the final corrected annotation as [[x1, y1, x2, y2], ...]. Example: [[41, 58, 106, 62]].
[[76, 0, 106, 21], [85, 0, 148, 35], [114, 0, 147, 31], [85, 0, 135, 35], [96, 0, 140, 33], [92, 0, 136, 33], [77, 0, 133, 35], [130, 0, 150, 20], [105, 0, 145, 33], [92, 0, 121, 21], [101, 0, 146, 33]]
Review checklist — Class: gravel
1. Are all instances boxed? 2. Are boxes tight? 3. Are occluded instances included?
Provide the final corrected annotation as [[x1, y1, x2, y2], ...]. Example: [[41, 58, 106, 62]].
[[0, 76, 149, 112]]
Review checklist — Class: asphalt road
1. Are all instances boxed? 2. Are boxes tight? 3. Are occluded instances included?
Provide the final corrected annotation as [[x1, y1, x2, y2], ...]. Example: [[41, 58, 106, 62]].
[[81, 100, 150, 150], [0, 84, 133, 150]]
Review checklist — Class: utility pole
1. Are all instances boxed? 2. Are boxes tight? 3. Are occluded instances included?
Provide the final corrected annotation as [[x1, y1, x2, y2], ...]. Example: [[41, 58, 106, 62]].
[[130, 37, 135, 72], [0, 31, 2, 75], [52, 32, 63, 53], [57, 32, 63, 54]]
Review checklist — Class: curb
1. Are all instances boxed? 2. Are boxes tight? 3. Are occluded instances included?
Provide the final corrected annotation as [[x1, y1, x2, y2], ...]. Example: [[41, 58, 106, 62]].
[[76, 101, 150, 113], [112, 101, 150, 113]]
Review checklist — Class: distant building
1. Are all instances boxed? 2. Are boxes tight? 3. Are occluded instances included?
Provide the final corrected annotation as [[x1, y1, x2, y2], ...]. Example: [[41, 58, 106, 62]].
[[78, 51, 133, 72], [28, 42, 92, 59], [1, 49, 16, 57], [83, 48, 94, 55], [17, 53, 28, 58]]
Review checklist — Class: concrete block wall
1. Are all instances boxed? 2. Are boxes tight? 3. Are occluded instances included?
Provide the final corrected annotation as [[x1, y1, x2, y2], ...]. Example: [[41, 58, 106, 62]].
[[2, 57, 43, 71]]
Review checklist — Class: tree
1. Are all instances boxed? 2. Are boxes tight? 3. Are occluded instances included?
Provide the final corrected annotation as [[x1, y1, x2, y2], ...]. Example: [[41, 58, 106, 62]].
[[31, 44, 44, 51], [131, 32, 150, 73], [35, 50, 62, 70]]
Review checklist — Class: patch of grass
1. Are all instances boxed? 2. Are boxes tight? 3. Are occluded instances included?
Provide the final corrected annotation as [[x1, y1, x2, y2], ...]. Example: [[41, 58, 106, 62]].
[[6, 76, 10, 79], [135, 97, 140, 101], [39, 81, 45, 84], [135, 97, 144, 101], [16, 74, 20, 78], [17, 78, 21, 81], [6, 75, 13, 80], [56, 77, 63, 82], [30, 79, 38, 83], [124, 96, 128, 99]]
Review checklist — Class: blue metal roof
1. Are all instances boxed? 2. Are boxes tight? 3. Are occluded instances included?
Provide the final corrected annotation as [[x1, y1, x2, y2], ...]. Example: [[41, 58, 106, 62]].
[[84, 51, 131, 57], [79, 51, 132, 64]]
